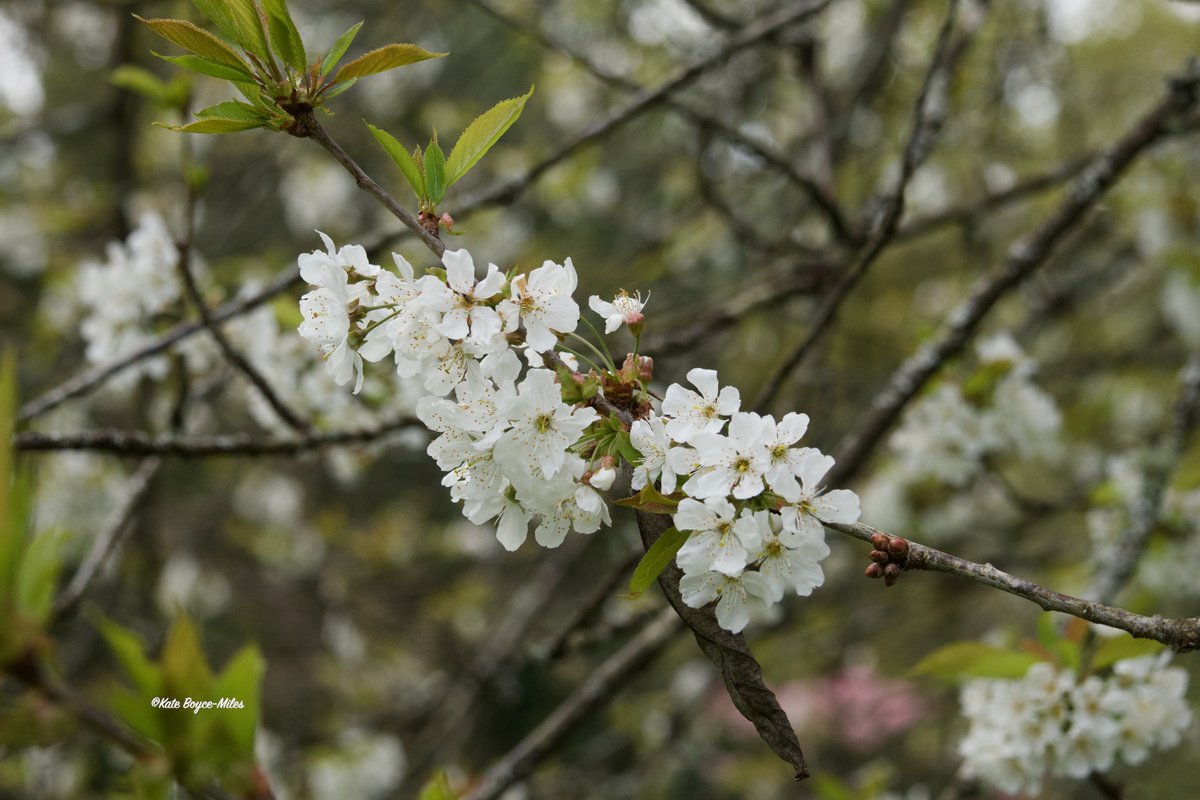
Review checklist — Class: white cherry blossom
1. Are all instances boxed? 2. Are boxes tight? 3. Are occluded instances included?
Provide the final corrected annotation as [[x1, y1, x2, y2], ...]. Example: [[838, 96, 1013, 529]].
[[673, 498, 761, 576], [661, 368, 741, 443], [588, 290, 646, 333], [629, 416, 679, 493], [678, 569, 773, 634], [493, 369, 598, 478], [499, 258, 580, 352], [684, 412, 770, 500]]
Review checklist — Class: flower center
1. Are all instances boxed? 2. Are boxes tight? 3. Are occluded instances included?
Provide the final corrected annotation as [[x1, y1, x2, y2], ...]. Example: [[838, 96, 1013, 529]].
[[733, 457, 752, 474], [701, 403, 717, 419], [535, 412, 555, 433]]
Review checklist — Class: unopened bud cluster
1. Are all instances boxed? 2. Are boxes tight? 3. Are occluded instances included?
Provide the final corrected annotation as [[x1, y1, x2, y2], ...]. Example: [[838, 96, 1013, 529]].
[[864, 531, 909, 586]]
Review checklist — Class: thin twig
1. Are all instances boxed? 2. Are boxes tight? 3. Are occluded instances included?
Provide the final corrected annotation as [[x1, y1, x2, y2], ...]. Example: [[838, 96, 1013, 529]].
[[17, 267, 302, 423], [753, 0, 973, 410], [15, 415, 419, 457], [828, 521, 1200, 651], [53, 457, 161, 617], [829, 63, 1200, 486], [456, 608, 681, 800], [1087, 352, 1200, 604], [292, 109, 446, 259], [174, 146, 312, 433], [457, 0, 836, 212], [467, 0, 852, 241]]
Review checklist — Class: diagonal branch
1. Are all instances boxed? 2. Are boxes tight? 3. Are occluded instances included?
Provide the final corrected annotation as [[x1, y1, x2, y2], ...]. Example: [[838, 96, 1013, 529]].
[[828, 520, 1200, 652], [829, 62, 1200, 486], [14, 415, 419, 458], [1087, 351, 1200, 604], [457, 0, 836, 212], [753, 0, 976, 410], [457, 607, 681, 800], [466, 0, 852, 240]]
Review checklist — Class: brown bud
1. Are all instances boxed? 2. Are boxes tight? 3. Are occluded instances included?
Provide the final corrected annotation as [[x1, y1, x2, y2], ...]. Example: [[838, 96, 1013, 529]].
[[883, 562, 901, 586], [871, 533, 889, 550], [869, 549, 889, 563], [864, 563, 883, 579], [886, 537, 910, 559]]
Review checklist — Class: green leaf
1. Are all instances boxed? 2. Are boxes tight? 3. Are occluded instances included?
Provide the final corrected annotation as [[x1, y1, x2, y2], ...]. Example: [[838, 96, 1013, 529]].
[[612, 430, 641, 467], [161, 615, 214, 697], [367, 123, 424, 199], [160, 117, 265, 134], [213, 645, 264, 756], [424, 135, 446, 205], [1037, 612, 1082, 671], [332, 43, 446, 84], [188, 0, 248, 52], [627, 526, 689, 599], [194, 100, 269, 122], [111, 685, 164, 742], [154, 52, 255, 83], [110, 65, 178, 107], [911, 642, 1042, 682], [261, 0, 306, 73], [14, 528, 63, 625], [445, 86, 533, 186], [419, 771, 458, 800], [320, 21, 363, 78], [614, 483, 681, 515], [219, 0, 272, 62], [321, 77, 357, 101], [95, 613, 161, 697], [1092, 635, 1165, 672], [134, 17, 249, 72]]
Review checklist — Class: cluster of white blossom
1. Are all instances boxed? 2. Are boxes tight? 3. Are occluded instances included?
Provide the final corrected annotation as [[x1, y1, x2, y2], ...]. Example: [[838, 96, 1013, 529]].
[[62, 212, 216, 390], [889, 333, 1061, 486], [630, 370, 859, 632], [295, 238, 862, 633], [958, 655, 1191, 795], [297, 236, 610, 553]]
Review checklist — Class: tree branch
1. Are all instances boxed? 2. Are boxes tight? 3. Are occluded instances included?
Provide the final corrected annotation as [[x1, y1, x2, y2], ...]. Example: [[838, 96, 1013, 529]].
[[457, 607, 681, 800], [829, 62, 1200, 486], [14, 416, 419, 458], [828, 520, 1200, 652], [753, 0, 976, 410]]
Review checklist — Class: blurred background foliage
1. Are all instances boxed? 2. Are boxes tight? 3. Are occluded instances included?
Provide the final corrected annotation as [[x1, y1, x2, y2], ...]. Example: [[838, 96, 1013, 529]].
[[2, 0, 1200, 797]]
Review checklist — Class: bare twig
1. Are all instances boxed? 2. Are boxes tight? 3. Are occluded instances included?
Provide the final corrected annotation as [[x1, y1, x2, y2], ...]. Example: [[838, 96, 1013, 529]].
[[457, 0, 837, 212], [456, 608, 681, 800], [830, 63, 1200, 486], [753, 0, 974, 410], [174, 150, 312, 433], [53, 457, 161, 617], [829, 520, 1200, 652], [1087, 352, 1200, 604], [291, 109, 446, 259], [15, 415, 419, 457], [17, 266, 302, 423], [467, 0, 852, 241]]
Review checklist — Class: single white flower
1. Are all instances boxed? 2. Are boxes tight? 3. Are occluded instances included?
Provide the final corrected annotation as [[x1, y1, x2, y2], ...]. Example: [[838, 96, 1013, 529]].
[[499, 258, 580, 352], [661, 368, 740, 443], [777, 451, 860, 545], [745, 510, 829, 602], [673, 498, 761, 576], [494, 369, 598, 478], [678, 569, 773, 633], [684, 412, 770, 500], [759, 412, 813, 502], [588, 290, 646, 333], [630, 416, 679, 493], [416, 248, 506, 345]]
